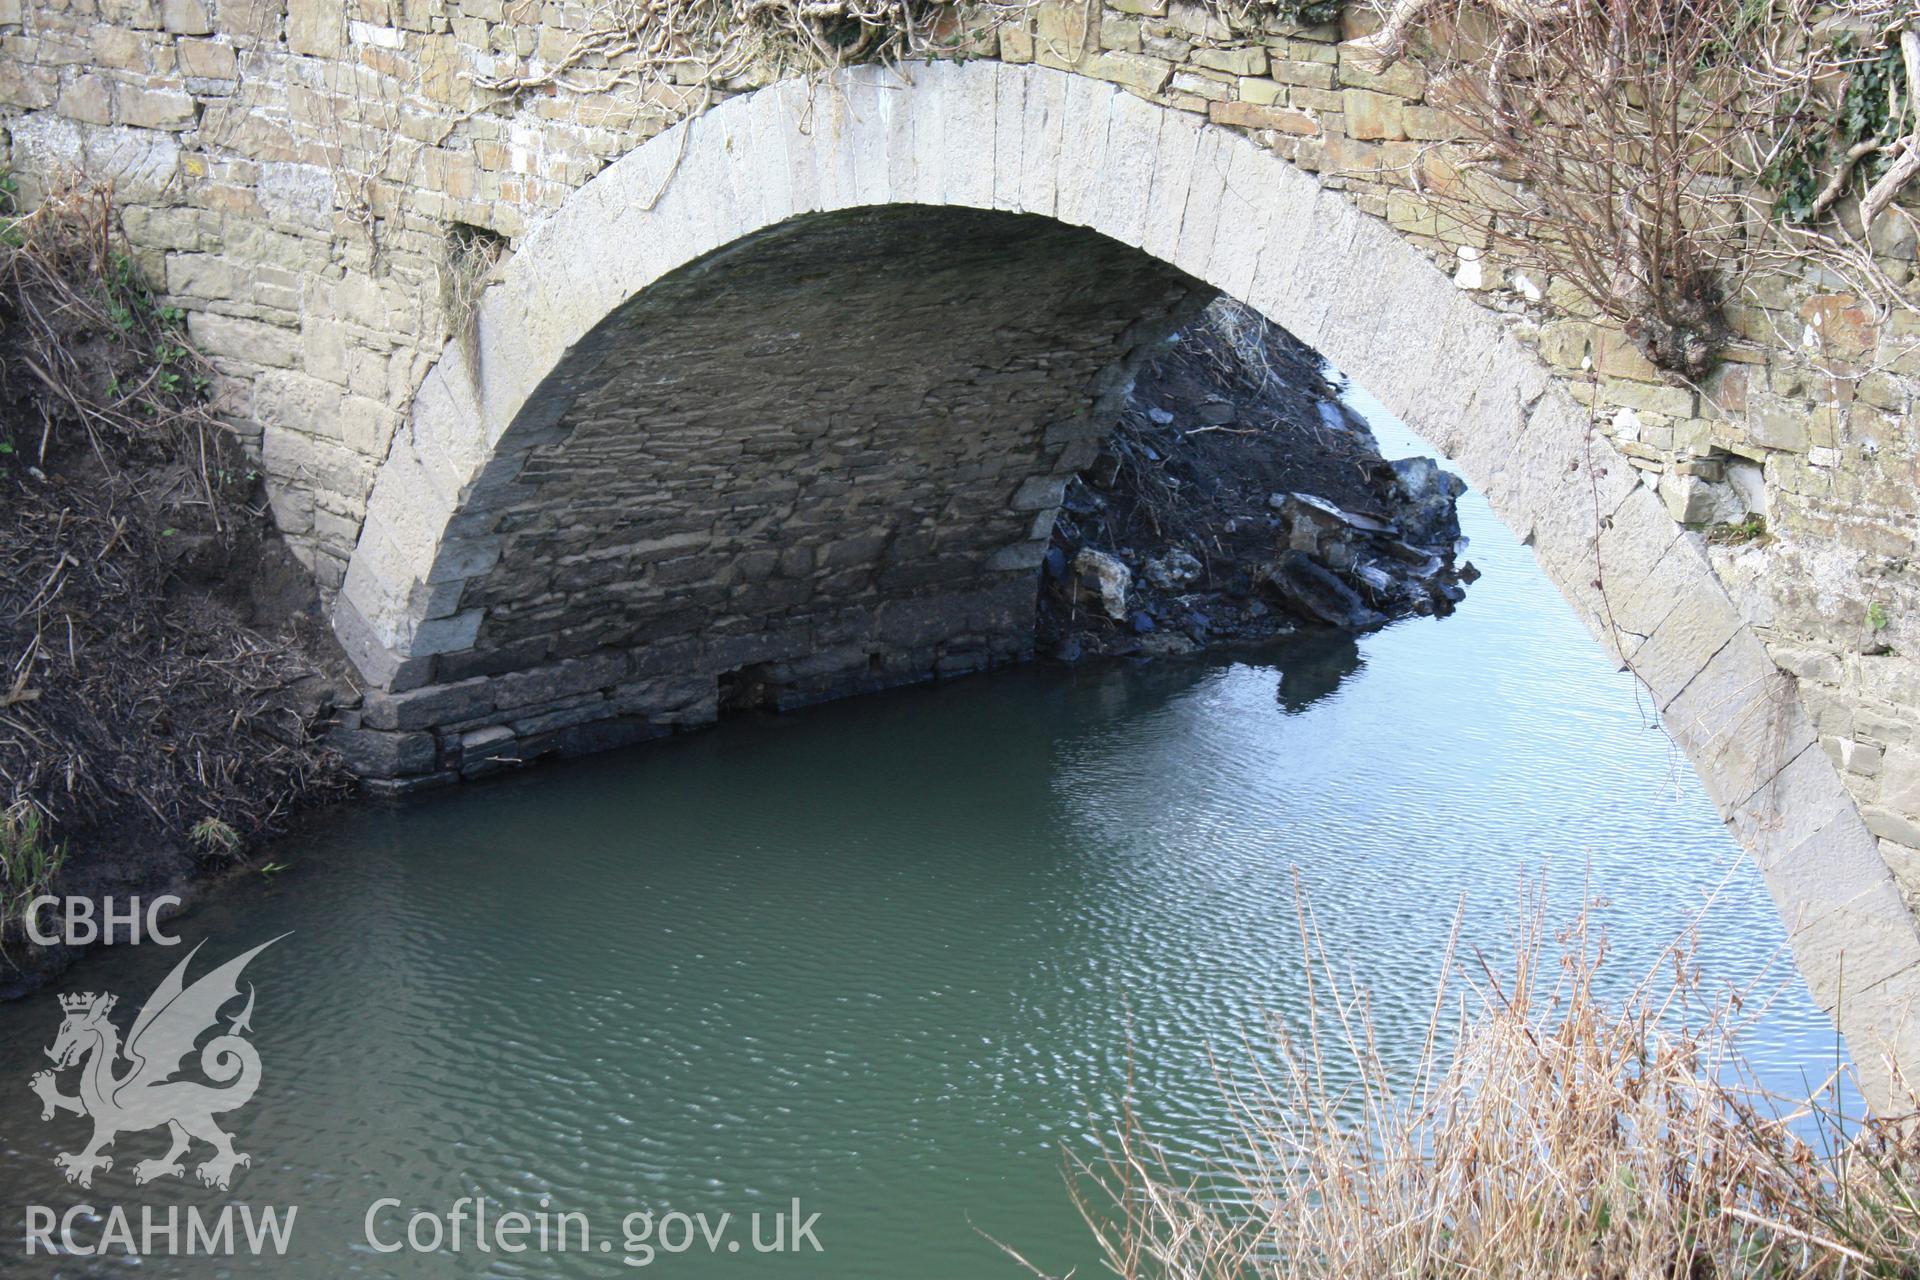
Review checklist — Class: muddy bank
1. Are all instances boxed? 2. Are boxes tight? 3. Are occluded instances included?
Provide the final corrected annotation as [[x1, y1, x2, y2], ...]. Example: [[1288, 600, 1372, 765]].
[[0, 186, 349, 994], [1039, 301, 1474, 663]]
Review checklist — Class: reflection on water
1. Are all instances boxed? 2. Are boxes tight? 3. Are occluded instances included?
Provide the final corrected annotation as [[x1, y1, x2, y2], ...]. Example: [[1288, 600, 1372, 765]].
[[1273, 629, 1363, 713], [0, 399, 1843, 1279]]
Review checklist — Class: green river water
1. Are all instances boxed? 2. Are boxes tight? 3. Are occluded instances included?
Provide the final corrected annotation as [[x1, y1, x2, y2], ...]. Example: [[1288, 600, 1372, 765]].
[[0, 394, 1844, 1277]]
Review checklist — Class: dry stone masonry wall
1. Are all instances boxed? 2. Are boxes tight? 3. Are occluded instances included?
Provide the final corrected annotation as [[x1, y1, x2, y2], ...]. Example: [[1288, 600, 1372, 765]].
[[334, 205, 1206, 782], [4, 2, 1920, 1096]]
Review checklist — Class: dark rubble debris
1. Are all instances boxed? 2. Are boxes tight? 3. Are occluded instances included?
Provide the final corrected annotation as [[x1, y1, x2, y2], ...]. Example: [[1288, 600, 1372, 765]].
[[1038, 300, 1475, 662]]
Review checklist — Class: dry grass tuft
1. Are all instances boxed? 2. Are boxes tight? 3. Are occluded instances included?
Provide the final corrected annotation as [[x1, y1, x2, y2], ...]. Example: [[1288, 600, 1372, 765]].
[[1046, 877, 1920, 1279]]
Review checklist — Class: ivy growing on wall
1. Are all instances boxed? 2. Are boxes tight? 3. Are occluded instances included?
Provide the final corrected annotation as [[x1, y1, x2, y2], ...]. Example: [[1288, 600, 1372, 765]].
[[1766, 32, 1910, 224]]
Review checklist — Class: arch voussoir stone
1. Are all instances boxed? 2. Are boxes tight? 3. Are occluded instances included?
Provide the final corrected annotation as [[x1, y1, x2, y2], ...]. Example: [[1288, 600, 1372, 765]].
[[323, 60, 1920, 1107]]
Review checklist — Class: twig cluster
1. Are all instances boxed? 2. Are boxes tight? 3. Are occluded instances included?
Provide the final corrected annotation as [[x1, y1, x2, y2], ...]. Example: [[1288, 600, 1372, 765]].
[[1367, 0, 1920, 379], [467, 0, 1002, 102]]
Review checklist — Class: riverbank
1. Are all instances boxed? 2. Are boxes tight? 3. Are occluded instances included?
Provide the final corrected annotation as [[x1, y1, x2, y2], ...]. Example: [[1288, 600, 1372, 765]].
[[1039, 300, 1474, 664], [0, 184, 348, 993]]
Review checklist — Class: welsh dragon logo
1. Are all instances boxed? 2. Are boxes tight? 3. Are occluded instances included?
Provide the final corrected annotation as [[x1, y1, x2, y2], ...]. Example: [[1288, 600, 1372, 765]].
[[28, 937, 282, 1191]]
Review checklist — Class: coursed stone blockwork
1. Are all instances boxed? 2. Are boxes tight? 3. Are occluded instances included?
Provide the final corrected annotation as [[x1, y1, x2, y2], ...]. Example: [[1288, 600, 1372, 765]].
[[333, 203, 1209, 780], [4, 7, 1920, 1101]]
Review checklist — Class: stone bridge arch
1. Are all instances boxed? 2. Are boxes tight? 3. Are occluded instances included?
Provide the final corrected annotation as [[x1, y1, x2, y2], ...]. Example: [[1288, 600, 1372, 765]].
[[328, 60, 1919, 1099]]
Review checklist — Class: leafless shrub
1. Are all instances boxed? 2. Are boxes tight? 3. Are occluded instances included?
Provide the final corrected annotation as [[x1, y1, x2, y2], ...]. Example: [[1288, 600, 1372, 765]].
[[1382, 0, 1763, 381], [1367, 1, 1920, 370]]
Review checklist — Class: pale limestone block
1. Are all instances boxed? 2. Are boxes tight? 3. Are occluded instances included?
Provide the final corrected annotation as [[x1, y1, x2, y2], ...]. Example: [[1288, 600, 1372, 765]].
[[1524, 474, 1677, 649], [1727, 725, 1857, 862], [665, 110, 745, 266], [1018, 67, 1070, 217], [1444, 367, 1533, 492], [1880, 747, 1920, 812], [1308, 202, 1411, 377], [809, 78, 860, 214], [1171, 126, 1230, 279], [1139, 107, 1201, 263], [260, 422, 317, 497], [1281, 187, 1374, 362], [884, 61, 927, 207], [1054, 72, 1115, 228], [1773, 852, 1920, 996], [1597, 487, 1689, 624], [1202, 135, 1271, 301], [1629, 551, 1744, 708], [1375, 287, 1508, 465], [340, 513, 427, 627], [338, 555, 411, 651], [770, 77, 821, 216], [524, 222, 623, 364], [476, 293, 564, 443], [1661, 627, 1792, 816], [1374, 270, 1493, 460], [1832, 964, 1920, 1107], [1094, 85, 1161, 251], [693, 101, 765, 242], [10, 114, 84, 179], [637, 113, 741, 287], [410, 343, 483, 458], [264, 476, 315, 537], [1450, 334, 1553, 473], [908, 61, 952, 207], [1687, 664, 1817, 821], [471, 274, 562, 446], [992, 61, 1030, 212], [1241, 164, 1337, 348], [409, 371, 491, 506], [747, 86, 797, 230], [843, 64, 898, 208], [940, 60, 998, 211], [360, 444, 457, 569], [1482, 407, 1632, 606], [252, 368, 344, 441]]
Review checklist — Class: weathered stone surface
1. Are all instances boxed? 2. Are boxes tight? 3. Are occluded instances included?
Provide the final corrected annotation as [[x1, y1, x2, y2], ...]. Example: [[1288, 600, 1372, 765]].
[[326, 203, 1201, 789], [1208, 99, 1318, 134], [326, 727, 436, 776], [162, 0, 213, 34], [491, 653, 630, 710], [9, 37, 1920, 1098], [286, 0, 345, 57], [1072, 548, 1132, 620], [361, 677, 494, 731]]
